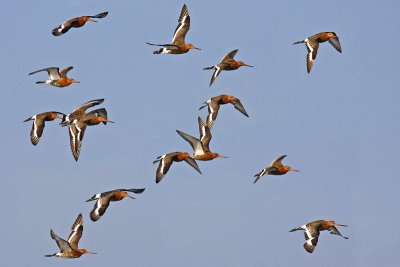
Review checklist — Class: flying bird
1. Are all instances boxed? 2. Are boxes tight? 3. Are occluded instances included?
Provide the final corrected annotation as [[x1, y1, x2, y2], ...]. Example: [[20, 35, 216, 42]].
[[24, 111, 65, 145], [293, 32, 342, 73], [52, 12, 108, 36], [177, 116, 227, 161], [199, 94, 249, 128], [45, 213, 96, 258], [28, 66, 79, 87], [86, 188, 145, 221], [61, 99, 113, 161], [203, 49, 253, 86], [253, 155, 299, 183], [153, 152, 202, 183], [289, 220, 349, 253], [146, 4, 200, 54]]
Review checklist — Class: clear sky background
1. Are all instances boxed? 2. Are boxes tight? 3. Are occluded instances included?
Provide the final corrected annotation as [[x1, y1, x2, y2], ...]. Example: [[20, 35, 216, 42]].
[[1, 0, 399, 266]]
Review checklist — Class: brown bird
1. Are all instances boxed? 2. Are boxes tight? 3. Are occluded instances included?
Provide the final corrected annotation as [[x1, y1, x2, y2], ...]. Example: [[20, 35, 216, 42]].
[[146, 4, 200, 54], [52, 12, 108, 36], [45, 213, 96, 258], [293, 32, 342, 73], [24, 111, 65, 145], [203, 49, 253, 86], [153, 152, 202, 183], [199, 94, 249, 128], [289, 220, 349, 253], [60, 99, 113, 161], [86, 188, 145, 221], [176, 116, 227, 161], [29, 66, 79, 87], [253, 155, 299, 183]]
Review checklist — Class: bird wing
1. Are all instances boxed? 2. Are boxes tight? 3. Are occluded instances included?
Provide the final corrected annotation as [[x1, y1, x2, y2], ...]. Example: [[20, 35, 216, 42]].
[[198, 116, 212, 152], [220, 49, 238, 62], [306, 40, 319, 73], [87, 12, 108, 19], [121, 188, 145, 194], [72, 99, 104, 113], [329, 226, 349, 239], [29, 67, 61, 80], [231, 100, 249, 117], [52, 19, 74, 36], [209, 66, 222, 87], [172, 4, 190, 45], [59, 66, 73, 78], [176, 130, 204, 154], [303, 225, 320, 253], [270, 155, 287, 168], [90, 193, 112, 221], [183, 157, 202, 174], [30, 116, 45, 145], [328, 37, 342, 53], [50, 230, 73, 253], [67, 213, 83, 249], [206, 100, 221, 128], [69, 123, 87, 161], [155, 154, 174, 183]]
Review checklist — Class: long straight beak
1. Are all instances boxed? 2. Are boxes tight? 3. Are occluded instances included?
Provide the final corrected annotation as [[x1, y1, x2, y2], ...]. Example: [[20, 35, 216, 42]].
[[88, 18, 97, 22], [291, 169, 300, 172], [336, 223, 348, 227], [193, 47, 201, 50], [126, 195, 135, 199], [218, 155, 229, 158], [244, 63, 254, 68], [85, 250, 97, 254]]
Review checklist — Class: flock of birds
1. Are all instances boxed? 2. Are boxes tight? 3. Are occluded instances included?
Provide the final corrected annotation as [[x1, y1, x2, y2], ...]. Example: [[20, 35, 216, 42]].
[[24, 4, 348, 259]]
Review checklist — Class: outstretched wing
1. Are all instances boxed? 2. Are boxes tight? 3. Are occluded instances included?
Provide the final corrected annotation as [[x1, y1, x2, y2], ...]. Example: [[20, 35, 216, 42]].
[[270, 155, 287, 168], [172, 4, 190, 45], [303, 226, 320, 253], [183, 157, 202, 174], [90, 194, 112, 221], [69, 123, 87, 161], [231, 100, 249, 117], [72, 99, 104, 113], [328, 37, 342, 53], [221, 49, 238, 62], [29, 67, 61, 80], [176, 130, 204, 154], [329, 226, 349, 239], [67, 213, 83, 249], [50, 230, 73, 253], [306, 41, 319, 73], [198, 116, 212, 151], [155, 154, 174, 183], [87, 12, 108, 19], [59, 66, 73, 78]]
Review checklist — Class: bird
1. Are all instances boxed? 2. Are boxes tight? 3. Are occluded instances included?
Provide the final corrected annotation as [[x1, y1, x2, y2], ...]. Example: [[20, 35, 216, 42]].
[[289, 220, 349, 253], [86, 188, 145, 221], [45, 213, 96, 258], [60, 99, 113, 161], [153, 152, 202, 183], [203, 49, 253, 86], [293, 32, 342, 73], [52, 12, 108, 36], [28, 66, 79, 87], [176, 116, 227, 161], [23, 111, 65, 145], [253, 155, 299, 183], [146, 4, 200, 54], [199, 94, 249, 128]]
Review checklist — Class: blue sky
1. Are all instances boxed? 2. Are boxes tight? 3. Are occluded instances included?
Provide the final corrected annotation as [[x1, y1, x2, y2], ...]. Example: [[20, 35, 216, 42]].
[[1, 0, 399, 266]]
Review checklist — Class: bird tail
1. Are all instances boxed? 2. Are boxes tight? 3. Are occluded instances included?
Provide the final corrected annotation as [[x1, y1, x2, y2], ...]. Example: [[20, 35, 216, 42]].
[[289, 227, 302, 232], [153, 49, 163, 54], [44, 253, 57, 257], [152, 156, 162, 164], [36, 81, 45, 84], [253, 175, 261, 184], [293, 40, 305, 45], [203, 66, 215, 70]]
